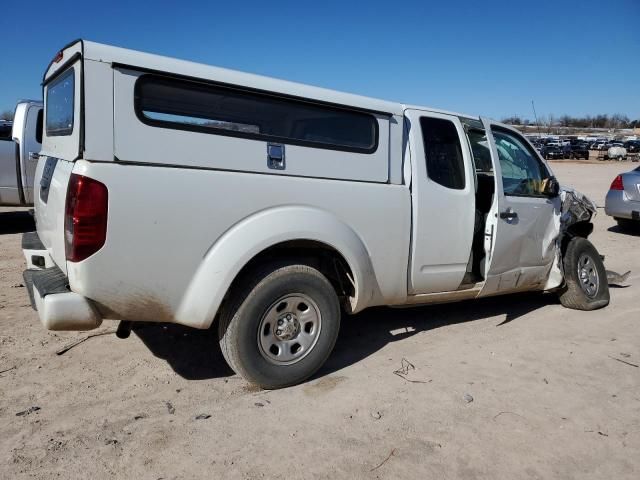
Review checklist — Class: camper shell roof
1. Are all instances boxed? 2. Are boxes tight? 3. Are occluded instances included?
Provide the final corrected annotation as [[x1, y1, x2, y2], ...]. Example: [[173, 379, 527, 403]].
[[44, 40, 480, 121]]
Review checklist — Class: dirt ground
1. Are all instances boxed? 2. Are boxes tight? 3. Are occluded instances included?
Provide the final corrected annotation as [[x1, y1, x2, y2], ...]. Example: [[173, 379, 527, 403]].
[[1, 161, 638, 480]]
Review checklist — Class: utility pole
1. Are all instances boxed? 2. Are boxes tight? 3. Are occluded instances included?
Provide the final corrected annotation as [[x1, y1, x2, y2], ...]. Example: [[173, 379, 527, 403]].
[[531, 100, 542, 138]]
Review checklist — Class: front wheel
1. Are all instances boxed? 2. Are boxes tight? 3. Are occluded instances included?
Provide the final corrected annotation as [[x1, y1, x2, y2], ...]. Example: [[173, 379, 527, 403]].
[[218, 261, 341, 389], [558, 237, 609, 310]]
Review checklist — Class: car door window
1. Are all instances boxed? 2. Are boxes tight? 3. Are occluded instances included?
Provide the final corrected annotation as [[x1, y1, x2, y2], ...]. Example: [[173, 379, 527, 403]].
[[420, 117, 465, 189], [493, 128, 550, 197]]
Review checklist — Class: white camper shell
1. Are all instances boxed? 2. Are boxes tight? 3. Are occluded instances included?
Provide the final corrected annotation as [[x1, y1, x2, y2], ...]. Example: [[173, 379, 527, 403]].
[[24, 40, 609, 388]]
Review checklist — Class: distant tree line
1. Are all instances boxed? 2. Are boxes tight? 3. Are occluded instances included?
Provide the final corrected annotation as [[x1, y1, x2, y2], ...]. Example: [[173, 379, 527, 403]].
[[0, 110, 13, 121], [501, 114, 639, 129]]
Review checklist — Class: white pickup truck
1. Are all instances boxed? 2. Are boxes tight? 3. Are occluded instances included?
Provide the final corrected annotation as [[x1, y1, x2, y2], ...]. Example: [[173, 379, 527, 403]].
[[23, 40, 609, 389], [0, 101, 43, 206]]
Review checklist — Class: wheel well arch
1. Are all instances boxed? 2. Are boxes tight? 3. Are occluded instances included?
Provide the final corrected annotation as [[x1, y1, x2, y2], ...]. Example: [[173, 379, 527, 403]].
[[561, 221, 594, 256], [222, 239, 356, 312], [175, 205, 382, 329]]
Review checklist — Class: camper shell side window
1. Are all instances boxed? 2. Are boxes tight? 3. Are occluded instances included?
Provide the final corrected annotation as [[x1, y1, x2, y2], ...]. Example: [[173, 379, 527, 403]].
[[134, 75, 379, 154]]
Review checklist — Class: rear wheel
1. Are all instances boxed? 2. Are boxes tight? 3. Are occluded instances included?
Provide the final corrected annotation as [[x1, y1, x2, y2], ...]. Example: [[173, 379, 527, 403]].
[[218, 261, 341, 389], [558, 237, 609, 310]]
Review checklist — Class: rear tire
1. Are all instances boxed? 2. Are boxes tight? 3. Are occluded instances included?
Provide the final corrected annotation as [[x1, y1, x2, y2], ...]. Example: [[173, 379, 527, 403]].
[[218, 261, 341, 389], [558, 237, 609, 310]]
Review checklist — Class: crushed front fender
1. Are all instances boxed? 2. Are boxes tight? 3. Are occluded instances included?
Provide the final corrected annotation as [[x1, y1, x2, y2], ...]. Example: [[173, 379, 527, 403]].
[[544, 187, 597, 290]]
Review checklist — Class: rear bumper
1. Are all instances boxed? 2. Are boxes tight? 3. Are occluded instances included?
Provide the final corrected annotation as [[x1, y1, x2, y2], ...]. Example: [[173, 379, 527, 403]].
[[605, 190, 640, 220], [22, 232, 103, 331]]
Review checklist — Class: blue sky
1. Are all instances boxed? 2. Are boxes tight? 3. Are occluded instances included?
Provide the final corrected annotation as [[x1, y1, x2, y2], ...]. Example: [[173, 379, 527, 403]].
[[1, 0, 639, 120]]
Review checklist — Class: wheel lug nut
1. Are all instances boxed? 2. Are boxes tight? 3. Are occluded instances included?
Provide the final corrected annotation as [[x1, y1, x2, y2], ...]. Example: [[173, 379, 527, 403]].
[[277, 319, 283, 326], [276, 329, 282, 335], [286, 314, 292, 320]]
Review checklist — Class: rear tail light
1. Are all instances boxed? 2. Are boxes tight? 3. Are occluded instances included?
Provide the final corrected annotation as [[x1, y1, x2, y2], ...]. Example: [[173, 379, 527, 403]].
[[64, 174, 108, 262], [609, 175, 624, 191]]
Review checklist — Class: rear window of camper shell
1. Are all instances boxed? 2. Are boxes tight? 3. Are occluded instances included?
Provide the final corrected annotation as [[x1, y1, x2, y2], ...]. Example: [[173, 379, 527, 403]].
[[46, 67, 75, 137], [135, 74, 378, 154]]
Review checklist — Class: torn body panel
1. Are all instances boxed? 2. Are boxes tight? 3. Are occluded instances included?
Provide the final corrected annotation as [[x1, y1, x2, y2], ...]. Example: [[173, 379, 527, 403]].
[[544, 187, 597, 290]]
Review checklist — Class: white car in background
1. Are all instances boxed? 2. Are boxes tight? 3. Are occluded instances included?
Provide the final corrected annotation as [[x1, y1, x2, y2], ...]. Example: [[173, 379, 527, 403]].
[[606, 146, 627, 160]]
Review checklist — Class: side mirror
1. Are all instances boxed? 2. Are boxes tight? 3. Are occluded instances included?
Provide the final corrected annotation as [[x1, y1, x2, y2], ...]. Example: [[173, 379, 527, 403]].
[[544, 176, 560, 197]]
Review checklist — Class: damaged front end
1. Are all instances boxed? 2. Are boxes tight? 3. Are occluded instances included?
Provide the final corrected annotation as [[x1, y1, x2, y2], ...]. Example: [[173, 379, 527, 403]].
[[545, 187, 598, 290], [560, 187, 597, 232], [546, 187, 630, 290]]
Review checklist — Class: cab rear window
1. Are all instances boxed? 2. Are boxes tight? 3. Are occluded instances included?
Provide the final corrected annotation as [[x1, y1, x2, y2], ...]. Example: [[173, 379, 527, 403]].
[[46, 68, 75, 136]]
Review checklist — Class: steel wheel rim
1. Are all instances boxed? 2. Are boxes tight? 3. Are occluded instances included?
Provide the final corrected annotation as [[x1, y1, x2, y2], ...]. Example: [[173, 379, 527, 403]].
[[577, 253, 599, 298], [257, 294, 322, 365]]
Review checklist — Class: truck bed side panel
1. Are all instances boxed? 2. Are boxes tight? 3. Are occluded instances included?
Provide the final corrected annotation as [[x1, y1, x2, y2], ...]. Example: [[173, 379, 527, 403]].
[[66, 161, 411, 325]]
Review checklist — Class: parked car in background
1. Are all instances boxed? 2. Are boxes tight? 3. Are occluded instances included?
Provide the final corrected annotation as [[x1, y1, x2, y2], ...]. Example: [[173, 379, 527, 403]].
[[606, 146, 627, 160], [544, 145, 565, 159], [594, 141, 609, 151], [534, 143, 546, 157], [0, 100, 43, 206], [624, 140, 640, 153], [605, 166, 640, 228], [570, 142, 590, 159], [0, 120, 11, 138], [23, 40, 610, 389]]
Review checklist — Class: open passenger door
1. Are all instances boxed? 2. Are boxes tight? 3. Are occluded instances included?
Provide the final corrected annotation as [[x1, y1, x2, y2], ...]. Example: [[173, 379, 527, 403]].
[[478, 118, 561, 296]]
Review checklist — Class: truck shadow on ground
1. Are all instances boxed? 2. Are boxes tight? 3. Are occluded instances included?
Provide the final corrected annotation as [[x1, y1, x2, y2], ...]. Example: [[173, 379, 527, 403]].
[[134, 323, 233, 380], [322, 292, 554, 378], [607, 224, 640, 236], [135, 292, 556, 382], [0, 211, 35, 235]]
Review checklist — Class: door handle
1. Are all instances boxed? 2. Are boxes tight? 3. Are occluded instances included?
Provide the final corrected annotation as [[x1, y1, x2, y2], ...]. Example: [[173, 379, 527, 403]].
[[500, 210, 518, 220], [28, 152, 40, 161], [267, 143, 285, 170]]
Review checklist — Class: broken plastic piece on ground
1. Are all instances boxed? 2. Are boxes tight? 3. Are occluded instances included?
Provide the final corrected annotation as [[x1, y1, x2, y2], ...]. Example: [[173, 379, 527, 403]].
[[606, 270, 631, 286]]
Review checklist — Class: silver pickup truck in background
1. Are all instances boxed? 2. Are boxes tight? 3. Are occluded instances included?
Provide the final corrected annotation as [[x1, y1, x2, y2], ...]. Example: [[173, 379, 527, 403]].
[[0, 100, 43, 206]]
